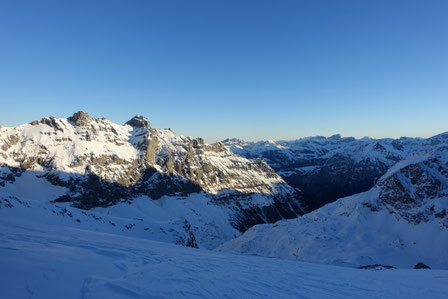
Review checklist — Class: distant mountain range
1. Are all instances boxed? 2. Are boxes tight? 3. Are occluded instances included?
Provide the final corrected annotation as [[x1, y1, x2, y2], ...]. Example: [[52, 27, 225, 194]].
[[223, 132, 448, 210]]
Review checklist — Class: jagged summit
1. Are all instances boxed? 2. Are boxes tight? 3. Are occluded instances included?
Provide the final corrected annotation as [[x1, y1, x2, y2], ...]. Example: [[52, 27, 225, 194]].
[[29, 111, 153, 131], [125, 115, 151, 128], [68, 111, 91, 126]]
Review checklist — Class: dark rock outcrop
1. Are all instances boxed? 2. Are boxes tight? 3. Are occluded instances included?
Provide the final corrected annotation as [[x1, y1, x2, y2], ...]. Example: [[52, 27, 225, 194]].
[[378, 156, 448, 225], [358, 264, 396, 270], [40, 117, 64, 131], [68, 111, 91, 126], [414, 262, 431, 269], [125, 115, 151, 128]]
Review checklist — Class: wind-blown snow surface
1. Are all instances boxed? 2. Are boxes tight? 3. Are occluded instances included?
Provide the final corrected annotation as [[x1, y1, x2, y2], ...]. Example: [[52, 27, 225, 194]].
[[2, 218, 448, 299], [219, 148, 448, 269]]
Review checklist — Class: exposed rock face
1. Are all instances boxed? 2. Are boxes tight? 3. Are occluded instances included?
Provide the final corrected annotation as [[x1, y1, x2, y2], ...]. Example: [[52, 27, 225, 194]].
[[39, 117, 65, 131], [0, 112, 306, 247], [68, 111, 91, 126], [377, 150, 448, 225], [224, 134, 448, 210], [125, 115, 151, 128], [414, 262, 431, 269], [358, 264, 395, 270], [1, 135, 20, 151], [192, 138, 204, 147]]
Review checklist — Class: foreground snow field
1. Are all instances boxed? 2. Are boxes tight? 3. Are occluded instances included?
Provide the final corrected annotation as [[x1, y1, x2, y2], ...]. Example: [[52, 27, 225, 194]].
[[1, 218, 448, 299]]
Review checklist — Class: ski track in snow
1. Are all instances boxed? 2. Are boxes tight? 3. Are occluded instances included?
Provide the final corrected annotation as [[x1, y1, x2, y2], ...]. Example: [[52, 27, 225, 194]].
[[1, 218, 448, 299]]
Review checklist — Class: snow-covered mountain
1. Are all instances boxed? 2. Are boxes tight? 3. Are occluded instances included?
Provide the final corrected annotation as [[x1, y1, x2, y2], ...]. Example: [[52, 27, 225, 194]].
[[3, 111, 447, 267], [0, 111, 306, 248], [2, 112, 448, 297], [218, 147, 448, 269], [223, 133, 448, 209]]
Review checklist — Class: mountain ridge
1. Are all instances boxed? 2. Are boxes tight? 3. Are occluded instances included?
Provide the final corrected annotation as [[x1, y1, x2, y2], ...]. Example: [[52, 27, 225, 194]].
[[0, 111, 306, 248]]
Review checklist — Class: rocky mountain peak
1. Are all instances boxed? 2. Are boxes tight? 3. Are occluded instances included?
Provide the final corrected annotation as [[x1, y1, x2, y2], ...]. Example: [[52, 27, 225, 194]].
[[329, 134, 342, 140], [68, 111, 91, 126], [125, 115, 151, 128], [1, 113, 307, 243]]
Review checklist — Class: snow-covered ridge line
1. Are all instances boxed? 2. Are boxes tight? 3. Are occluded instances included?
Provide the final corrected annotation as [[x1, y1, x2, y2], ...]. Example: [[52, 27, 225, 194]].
[[0, 111, 293, 195]]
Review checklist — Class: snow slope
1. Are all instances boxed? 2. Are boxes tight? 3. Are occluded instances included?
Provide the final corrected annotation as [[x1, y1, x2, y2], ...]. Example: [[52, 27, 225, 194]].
[[1, 217, 448, 299], [219, 147, 448, 269], [0, 188, 241, 249]]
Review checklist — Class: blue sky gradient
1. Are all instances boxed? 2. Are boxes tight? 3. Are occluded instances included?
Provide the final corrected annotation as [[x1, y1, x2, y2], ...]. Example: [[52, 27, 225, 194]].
[[1, 0, 447, 142]]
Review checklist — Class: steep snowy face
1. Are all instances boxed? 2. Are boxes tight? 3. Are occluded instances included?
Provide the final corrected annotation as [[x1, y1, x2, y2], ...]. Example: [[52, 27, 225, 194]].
[[218, 148, 448, 269], [0, 112, 306, 247], [223, 134, 448, 209]]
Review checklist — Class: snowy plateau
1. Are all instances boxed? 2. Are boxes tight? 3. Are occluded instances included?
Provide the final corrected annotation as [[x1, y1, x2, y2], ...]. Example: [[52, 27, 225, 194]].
[[1, 111, 448, 298]]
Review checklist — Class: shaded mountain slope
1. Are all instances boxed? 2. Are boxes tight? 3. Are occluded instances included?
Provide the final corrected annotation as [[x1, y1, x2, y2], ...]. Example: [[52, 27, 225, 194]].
[[218, 147, 448, 269], [224, 133, 448, 209]]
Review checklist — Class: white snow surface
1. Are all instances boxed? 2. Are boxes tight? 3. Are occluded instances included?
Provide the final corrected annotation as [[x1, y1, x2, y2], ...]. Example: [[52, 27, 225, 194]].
[[1, 217, 448, 299]]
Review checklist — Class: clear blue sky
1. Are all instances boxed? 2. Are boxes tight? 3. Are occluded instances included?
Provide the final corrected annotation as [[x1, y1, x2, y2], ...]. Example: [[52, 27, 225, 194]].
[[1, 0, 447, 142]]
